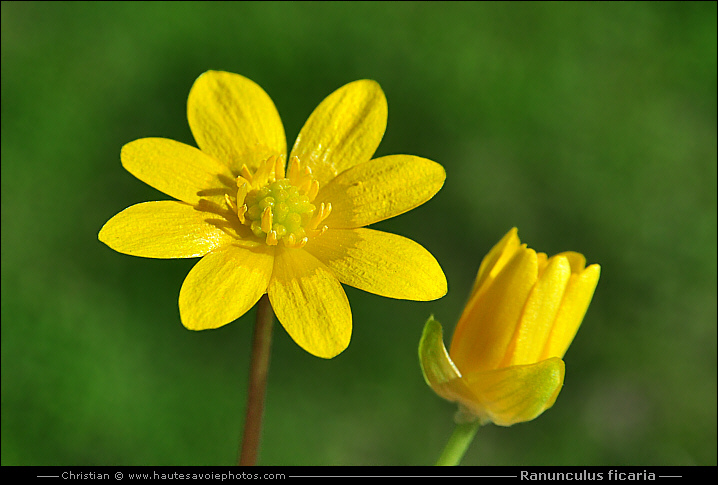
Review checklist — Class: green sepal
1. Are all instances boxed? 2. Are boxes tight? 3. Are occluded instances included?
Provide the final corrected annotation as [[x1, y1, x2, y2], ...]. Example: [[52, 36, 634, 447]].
[[419, 316, 461, 393]]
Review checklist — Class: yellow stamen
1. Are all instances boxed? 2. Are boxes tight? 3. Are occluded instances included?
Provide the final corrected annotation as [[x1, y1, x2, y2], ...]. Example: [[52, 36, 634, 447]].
[[236, 180, 249, 207], [240, 164, 253, 184], [307, 179, 319, 202], [254, 156, 272, 187], [232, 155, 329, 248], [283, 233, 308, 249], [237, 205, 247, 224], [307, 202, 332, 230], [275, 154, 286, 179], [266, 230, 279, 246], [261, 206, 273, 234], [225, 193, 238, 214], [294, 166, 313, 194], [287, 156, 301, 186]]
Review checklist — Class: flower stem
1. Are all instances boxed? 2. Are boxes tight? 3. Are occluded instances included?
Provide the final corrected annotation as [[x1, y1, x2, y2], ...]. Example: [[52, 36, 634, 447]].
[[435, 420, 481, 466], [238, 294, 274, 466]]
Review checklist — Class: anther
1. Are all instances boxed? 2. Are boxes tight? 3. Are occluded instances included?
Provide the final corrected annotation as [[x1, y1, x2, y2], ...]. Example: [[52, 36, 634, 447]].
[[287, 156, 301, 185], [274, 155, 286, 179], [307, 202, 332, 230], [225, 194, 238, 214], [266, 230, 279, 246], [236, 180, 249, 207], [237, 205, 247, 224], [240, 165, 253, 183], [307, 180, 319, 201], [261, 207, 273, 234], [254, 156, 273, 187]]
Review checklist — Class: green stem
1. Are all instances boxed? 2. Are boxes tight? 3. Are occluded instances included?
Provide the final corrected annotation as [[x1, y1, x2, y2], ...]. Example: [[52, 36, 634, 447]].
[[238, 294, 274, 466], [435, 420, 481, 466]]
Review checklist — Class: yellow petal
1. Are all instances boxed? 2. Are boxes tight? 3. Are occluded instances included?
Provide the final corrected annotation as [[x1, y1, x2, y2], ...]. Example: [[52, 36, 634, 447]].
[[290, 80, 387, 186], [121, 138, 235, 206], [98, 201, 236, 258], [179, 244, 274, 330], [268, 246, 351, 359], [449, 246, 538, 374], [470, 227, 521, 299], [556, 251, 586, 272], [315, 155, 445, 229], [304, 227, 447, 301], [505, 255, 571, 366], [187, 71, 286, 174], [541, 264, 601, 360], [459, 357, 565, 427]]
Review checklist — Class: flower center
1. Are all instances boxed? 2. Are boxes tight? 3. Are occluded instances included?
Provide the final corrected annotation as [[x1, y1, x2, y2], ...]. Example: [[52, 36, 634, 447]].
[[225, 155, 331, 248]]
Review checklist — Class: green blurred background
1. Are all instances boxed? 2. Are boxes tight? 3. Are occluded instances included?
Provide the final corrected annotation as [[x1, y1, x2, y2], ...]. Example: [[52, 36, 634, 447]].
[[2, 1, 716, 466]]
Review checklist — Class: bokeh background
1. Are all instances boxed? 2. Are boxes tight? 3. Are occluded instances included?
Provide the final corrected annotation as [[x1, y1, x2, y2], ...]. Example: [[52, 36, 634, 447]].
[[2, 2, 715, 466]]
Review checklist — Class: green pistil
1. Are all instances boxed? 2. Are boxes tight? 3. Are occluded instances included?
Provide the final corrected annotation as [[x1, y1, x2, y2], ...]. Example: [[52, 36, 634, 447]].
[[245, 178, 315, 242]]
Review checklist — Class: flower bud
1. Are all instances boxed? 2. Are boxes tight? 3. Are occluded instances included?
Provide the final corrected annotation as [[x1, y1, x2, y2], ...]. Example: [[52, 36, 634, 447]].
[[420, 228, 600, 426]]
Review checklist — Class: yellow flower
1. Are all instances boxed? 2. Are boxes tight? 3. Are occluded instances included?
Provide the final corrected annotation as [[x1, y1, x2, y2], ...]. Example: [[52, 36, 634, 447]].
[[419, 228, 600, 426], [99, 71, 447, 359]]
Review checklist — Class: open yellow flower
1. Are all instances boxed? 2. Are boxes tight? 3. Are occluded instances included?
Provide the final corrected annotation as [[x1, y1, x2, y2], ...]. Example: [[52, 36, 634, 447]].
[[419, 228, 600, 426], [99, 71, 447, 359]]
